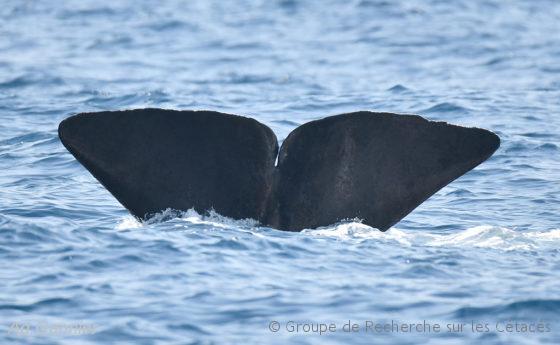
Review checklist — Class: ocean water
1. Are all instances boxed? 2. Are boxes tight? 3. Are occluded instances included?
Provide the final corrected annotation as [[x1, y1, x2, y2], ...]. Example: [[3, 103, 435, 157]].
[[1, 0, 559, 344]]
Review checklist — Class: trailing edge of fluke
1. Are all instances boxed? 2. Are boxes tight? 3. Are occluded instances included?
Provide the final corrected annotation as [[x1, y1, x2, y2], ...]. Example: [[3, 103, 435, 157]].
[[58, 109, 500, 231]]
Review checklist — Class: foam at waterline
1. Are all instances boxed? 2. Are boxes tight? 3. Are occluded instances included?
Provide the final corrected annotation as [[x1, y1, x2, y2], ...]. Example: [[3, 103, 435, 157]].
[[302, 222, 414, 246], [115, 208, 260, 231], [305, 224, 560, 251], [115, 209, 560, 251]]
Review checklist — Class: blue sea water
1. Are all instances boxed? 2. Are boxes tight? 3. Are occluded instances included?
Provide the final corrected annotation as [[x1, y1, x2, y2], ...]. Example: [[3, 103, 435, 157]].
[[1, 0, 559, 344]]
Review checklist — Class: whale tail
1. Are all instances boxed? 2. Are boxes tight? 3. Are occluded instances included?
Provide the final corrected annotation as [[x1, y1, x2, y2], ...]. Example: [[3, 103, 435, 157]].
[[58, 109, 499, 231]]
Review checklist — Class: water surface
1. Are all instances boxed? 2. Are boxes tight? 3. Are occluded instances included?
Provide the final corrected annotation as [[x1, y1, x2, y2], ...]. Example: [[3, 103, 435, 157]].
[[1, 0, 559, 344]]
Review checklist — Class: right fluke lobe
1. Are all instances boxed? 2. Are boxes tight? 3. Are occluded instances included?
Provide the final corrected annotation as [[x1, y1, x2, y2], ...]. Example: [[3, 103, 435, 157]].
[[58, 109, 500, 231], [269, 112, 500, 231]]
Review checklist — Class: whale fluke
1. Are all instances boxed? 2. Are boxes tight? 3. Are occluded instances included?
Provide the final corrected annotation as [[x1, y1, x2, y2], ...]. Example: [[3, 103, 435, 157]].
[[59, 109, 499, 231], [59, 109, 278, 221]]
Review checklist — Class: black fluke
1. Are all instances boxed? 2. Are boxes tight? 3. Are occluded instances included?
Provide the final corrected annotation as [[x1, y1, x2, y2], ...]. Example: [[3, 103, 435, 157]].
[[58, 109, 500, 231]]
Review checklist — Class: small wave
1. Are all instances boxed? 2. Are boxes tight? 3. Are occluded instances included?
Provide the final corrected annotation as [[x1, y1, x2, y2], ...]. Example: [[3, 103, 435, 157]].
[[0, 75, 64, 89], [145, 20, 197, 32], [115, 216, 142, 230], [116, 208, 259, 231], [272, 119, 301, 127], [305, 224, 560, 251], [222, 73, 273, 84], [482, 56, 509, 66], [504, 140, 558, 153], [387, 84, 409, 93], [278, 0, 298, 12], [303, 222, 414, 246], [0, 298, 76, 312], [537, 143, 558, 151], [525, 229, 560, 241], [421, 102, 471, 114], [519, 132, 555, 139], [0, 132, 53, 146], [58, 7, 117, 18], [426, 226, 535, 250], [445, 188, 475, 197], [87, 35, 133, 50], [84, 90, 170, 108], [0, 76, 35, 89], [454, 299, 560, 319]]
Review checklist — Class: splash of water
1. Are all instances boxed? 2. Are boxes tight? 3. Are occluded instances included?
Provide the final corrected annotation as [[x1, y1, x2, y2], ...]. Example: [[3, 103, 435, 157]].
[[116, 209, 560, 251]]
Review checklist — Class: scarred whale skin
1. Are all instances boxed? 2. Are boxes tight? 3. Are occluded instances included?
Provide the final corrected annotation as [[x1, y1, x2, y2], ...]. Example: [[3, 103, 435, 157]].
[[58, 109, 500, 231]]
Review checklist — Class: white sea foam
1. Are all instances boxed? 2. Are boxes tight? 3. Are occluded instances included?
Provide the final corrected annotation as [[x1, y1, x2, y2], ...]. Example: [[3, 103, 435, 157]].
[[115, 209, 559, 251], [115, 216, 142, 230], [115, 208, 259, 231], [181, 209, 259, 229], [305, 223, 560, 251], [303, 222, 414, 246]]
